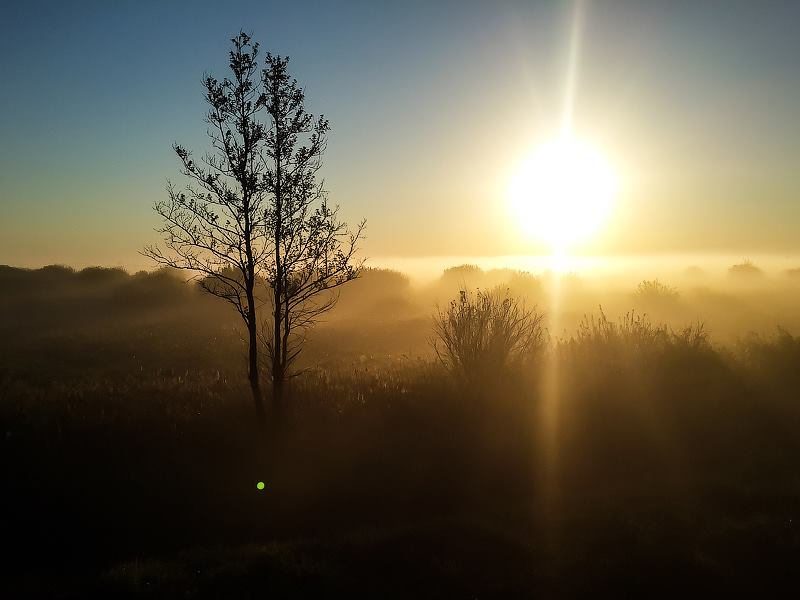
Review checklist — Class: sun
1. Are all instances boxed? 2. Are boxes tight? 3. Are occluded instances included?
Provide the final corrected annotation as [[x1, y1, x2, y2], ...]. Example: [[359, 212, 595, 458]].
[[508, 135, 617, 253]]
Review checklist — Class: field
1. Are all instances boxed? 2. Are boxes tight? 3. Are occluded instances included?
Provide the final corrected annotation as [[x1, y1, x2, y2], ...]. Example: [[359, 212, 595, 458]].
[[3, 264, 800, 597]]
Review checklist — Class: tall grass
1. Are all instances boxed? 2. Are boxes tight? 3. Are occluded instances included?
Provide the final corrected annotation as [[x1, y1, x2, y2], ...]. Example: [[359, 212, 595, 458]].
[[562, 308, 708, 364], [4, 268, 800, 595]]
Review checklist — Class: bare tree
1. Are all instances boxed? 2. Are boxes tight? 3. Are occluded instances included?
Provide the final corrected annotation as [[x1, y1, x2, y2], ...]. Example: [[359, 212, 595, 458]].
[[145, 33, 365, 424], [144, 33, 270, 425], [260, 53, 365, 412]]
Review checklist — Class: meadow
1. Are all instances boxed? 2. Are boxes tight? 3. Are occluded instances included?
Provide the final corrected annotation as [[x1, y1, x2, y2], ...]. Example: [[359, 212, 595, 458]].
[[3, 263, 800, 597]]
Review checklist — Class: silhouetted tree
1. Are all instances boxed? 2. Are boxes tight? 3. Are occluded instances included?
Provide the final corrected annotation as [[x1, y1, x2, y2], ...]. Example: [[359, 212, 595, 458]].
[[260, 53, 365, 412], [144, 33, 271, 425], [145, 32, 364, 423]]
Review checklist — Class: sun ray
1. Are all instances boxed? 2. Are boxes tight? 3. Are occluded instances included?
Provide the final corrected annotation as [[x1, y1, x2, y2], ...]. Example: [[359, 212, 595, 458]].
[[508, 2, 615, 257], [561, 0, 585, 136], [539, 0, 586, 550]]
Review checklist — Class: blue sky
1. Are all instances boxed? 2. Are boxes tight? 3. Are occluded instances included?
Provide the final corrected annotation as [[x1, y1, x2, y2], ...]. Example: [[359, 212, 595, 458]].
[[1, 0, 799, 268]]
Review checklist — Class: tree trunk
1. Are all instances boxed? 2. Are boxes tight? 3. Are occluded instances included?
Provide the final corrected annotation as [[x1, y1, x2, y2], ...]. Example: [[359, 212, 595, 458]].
[[272, 285, 283, 417], [246, 297, 265, 430], [272, 270, 285, 419], [273, 373, 284, 420], [272, 122, 285, 421]]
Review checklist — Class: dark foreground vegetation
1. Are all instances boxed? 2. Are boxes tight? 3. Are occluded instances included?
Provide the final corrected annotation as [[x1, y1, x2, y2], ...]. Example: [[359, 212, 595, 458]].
[[3, 265, 800, 597]]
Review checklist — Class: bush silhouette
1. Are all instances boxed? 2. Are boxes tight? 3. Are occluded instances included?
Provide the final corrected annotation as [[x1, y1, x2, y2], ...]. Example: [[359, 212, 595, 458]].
[[634, 279, 679, 303], [684, 265, 706, 279], [562, 308, 708, 367], [728, 259, 764, 279], [431, 287, 545, 383]]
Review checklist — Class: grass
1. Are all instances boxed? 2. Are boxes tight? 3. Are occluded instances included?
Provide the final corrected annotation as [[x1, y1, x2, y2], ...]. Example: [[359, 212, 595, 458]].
[[3, 267, 800, 596]]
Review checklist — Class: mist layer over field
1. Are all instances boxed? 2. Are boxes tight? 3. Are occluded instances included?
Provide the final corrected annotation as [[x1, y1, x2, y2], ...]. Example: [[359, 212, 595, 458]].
[[3, 260, 800, 596], [5, 254, 798, 373]]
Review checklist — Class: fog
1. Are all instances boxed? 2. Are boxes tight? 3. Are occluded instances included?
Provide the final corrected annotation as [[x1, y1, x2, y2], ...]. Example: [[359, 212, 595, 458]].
[[3, 256, 799, 375], [5, 0, 800, 593], [5, 259, 800, 595]]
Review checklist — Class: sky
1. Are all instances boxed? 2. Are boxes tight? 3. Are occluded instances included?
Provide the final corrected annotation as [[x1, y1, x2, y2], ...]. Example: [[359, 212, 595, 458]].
[[1, 0, 799, 270]]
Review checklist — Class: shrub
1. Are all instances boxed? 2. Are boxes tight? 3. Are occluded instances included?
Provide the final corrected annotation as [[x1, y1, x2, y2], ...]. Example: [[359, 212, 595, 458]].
[[506, 271, 543, 299], [728, 259, 763, 279], [784, 267, 800, 281], [634, 279, 679, 302], [441, 264, 482, 280], [561, 308, 709, 367], [431, 287, 545, 383], [735, 327, 800, 389], [684, 265, 706, 279]]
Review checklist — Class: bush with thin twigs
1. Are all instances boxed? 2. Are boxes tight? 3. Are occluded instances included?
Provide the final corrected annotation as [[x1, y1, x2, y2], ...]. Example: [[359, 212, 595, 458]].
[[633, 279, 679, 303], [431, 287, 545, 383], [561, 308, 709, 369], [728, 259, 764, 279], [735, 327, 800, 389], [785, 267, 800, 281]]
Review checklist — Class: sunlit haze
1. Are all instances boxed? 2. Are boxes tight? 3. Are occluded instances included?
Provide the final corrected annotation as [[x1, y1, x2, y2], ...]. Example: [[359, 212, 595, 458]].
[[5, 2, 800, 595], [2, 1, 800, 271]]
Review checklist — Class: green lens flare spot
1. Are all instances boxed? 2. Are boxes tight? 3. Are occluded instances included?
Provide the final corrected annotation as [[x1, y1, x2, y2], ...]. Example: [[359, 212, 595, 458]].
[[256, 481, 265, 490]]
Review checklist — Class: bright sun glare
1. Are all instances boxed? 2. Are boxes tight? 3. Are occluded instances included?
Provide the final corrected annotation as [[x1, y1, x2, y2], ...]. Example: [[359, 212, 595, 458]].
[[509, 135, 616, 253]]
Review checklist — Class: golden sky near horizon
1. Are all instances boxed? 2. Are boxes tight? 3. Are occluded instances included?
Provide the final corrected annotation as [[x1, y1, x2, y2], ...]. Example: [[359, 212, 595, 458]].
[[1, 1, 799, 270]]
